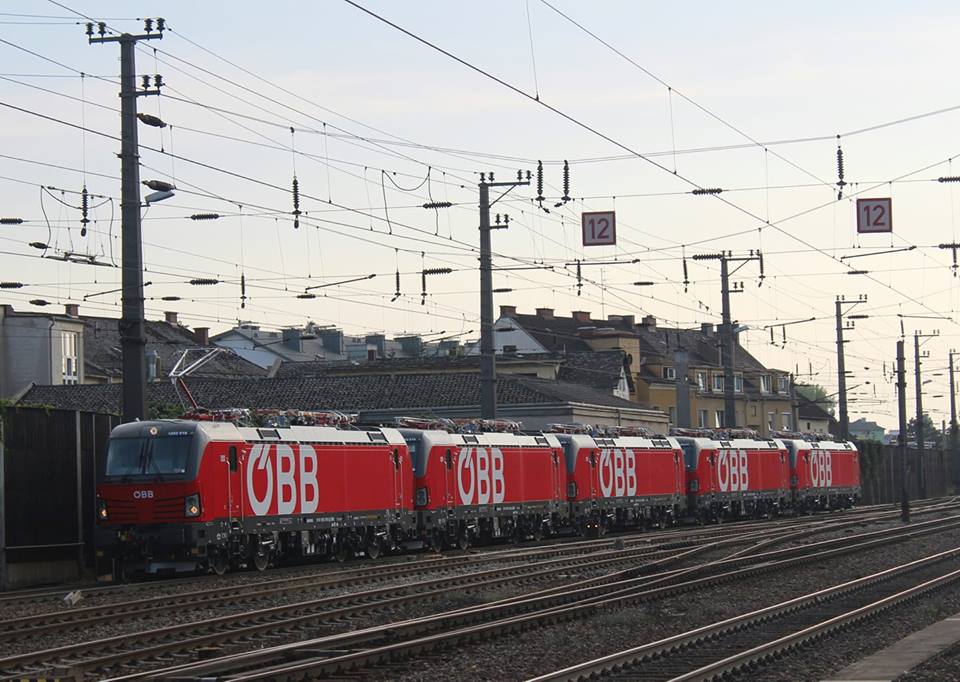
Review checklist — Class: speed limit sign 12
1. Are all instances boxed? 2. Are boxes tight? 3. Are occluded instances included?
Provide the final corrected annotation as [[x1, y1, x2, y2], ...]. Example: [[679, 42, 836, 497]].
[[582, 211, 616, 246], [856, 198, 892, 233]]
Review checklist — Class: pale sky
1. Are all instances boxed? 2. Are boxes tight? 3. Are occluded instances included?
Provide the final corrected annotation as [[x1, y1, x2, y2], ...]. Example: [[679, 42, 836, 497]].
[[2, 1, 960, 429]]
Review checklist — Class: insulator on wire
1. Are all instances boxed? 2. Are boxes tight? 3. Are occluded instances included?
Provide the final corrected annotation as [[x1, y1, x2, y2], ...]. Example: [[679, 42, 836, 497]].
[[691, 188, 723, 195], [297, 293, 317, 299], [292, 175, 301, 229], [142, 179, 174, 192], [1, 217, 24, 225], [240, 273, 247, 309], [938, 176, 960, 183], [422, 201, 452, 209], [536, 160, 544, 204], [391, 268, 401, 302], [421, 271, 427, 306], [29, 241, 48, 250], [190, 213, 220, 221], [189, 278, 219, 286], [682, 257, 689, 293], [758, 250, 765, 287], [80, 185, 89, 237], [161, 295, 181, 301], [137, 112, 166, 128], [576, 259, 583, 296], [29, 299, 50, 306], [562, 160, 570, 202], [0, 282, 24, 289], [836, 138, 847, 200]]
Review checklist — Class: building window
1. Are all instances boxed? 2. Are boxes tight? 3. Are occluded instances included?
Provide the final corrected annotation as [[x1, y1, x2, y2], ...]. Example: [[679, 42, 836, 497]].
[[767, 411, 776, 431], [62, 331, 79, 384], [734, 374, 743, 393], [760, 375, 771, 393], [713, 374, 724, 392], [668, 406, 676, 424], [662, 366, 676, 380], [696, 371, 707, 391], [782, 413, 792, 430], [778, 375, 789, 394], [698, 409, 709, 428], [715, 410, 725, 428]]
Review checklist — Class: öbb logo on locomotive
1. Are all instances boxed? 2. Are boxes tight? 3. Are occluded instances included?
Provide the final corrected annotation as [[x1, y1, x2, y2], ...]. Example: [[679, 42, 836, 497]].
[[810, 449, 834, 487], [598, 448, 638, 498], [132, 489, 154, 499], [457, 446, 506, 505], [717, 449, 750, 492], [246, 443, 320, 516]]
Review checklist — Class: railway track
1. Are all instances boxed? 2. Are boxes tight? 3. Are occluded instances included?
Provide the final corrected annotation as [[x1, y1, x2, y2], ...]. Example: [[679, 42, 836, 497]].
[[1, 509, 909, 680], [87, 513, 960, 681], [530, 547, 960, 681]]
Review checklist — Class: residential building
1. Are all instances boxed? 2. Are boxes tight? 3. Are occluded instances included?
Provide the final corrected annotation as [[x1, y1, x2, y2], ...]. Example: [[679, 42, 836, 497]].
[[0, 303, 86, 399], [797, 397, 836, 434], [489, 307, 795, 437], [212, 323, 431, 369], [849, 417, 885, 442], [0, 304, 265, 401]]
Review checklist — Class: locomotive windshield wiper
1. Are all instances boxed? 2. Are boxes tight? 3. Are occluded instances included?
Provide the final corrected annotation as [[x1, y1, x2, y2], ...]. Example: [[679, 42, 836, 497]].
[[143, 441, 166, 482]]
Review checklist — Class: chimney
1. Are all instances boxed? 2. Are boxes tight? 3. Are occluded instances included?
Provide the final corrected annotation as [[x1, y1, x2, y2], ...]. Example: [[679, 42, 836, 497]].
[[622, 314, 635, 328], [535, 307, 554, 320], [396, 334, 423, 358], [701, 322, 714, 336], [607, 314, 623, 324], [572, 310, 591, 323], [641, 315, 657, 331], [194, 327, 210, 345], [364, 333, 386, 358], [64, 303, 79, 317], [282, 328, 302, 353], [319, 328, 344, 355], [164, 311, 178, 325], [499, 304, 517, 317]]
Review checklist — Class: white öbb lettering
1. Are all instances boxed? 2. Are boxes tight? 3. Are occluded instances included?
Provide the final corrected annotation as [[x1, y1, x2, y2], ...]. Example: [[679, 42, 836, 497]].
[[246, 444, 320, 516], [598, 448, 638, 498], [133, 489, 154, 499], [717, 449, 749, 492], [809, 450, 833, 488], [457, 447, 505, 505]]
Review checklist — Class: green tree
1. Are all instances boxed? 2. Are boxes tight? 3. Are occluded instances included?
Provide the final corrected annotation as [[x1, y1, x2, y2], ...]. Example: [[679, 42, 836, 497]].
[[795, 383, 835, 416], [907, 413, 940, 443]]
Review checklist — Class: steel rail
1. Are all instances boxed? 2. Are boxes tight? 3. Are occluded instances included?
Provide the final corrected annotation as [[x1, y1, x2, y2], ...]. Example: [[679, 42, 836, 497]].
[[110, 515, 960, 681]]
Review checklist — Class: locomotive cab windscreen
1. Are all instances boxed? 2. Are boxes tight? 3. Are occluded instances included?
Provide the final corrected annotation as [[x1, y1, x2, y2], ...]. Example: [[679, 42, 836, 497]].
[[103, 422, 202, 481]]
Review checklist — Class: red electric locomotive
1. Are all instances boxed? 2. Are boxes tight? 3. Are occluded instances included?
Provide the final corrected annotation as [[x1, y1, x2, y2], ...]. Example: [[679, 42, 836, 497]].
[[402, 429, 566, 548], [781, 437, 860, 510], [556, 433, 686, 533], [675, 435, 791, 521], [95, 419, 414, 577]]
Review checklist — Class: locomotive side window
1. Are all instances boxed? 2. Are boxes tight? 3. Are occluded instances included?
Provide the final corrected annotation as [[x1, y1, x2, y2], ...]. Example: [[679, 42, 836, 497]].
[[229, 446, 238, 472], [392, 448, 400, 469], [445, 449, 453, 469]]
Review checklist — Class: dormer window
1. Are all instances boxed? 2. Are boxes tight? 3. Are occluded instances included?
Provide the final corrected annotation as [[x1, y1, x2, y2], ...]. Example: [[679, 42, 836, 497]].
[[662, 366, 676, 380], [760, 375, 771, 393]]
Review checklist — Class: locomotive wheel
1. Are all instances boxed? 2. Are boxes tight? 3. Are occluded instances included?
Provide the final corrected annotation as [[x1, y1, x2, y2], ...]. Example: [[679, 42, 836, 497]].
[[211, 549, 229, 576], [366, 538, 382, 560], [457, 532, 470, 550], [252, 547, 270, 572], [334, 543, 350, 563]]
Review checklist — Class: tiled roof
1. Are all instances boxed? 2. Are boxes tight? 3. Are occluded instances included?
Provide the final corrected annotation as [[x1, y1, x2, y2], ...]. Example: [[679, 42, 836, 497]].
[[21, 372, 641, 415], [502, 313, 594, 353], [558, 350, 632, 392], [797, 397, 834, 421], [502, 311, 773, 373], [83, 316, 266, 379]]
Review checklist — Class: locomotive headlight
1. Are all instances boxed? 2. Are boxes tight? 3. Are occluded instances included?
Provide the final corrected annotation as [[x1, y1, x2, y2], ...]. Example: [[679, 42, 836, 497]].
[[184, 493, 201, 518], [97, 498, 108, 520]]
